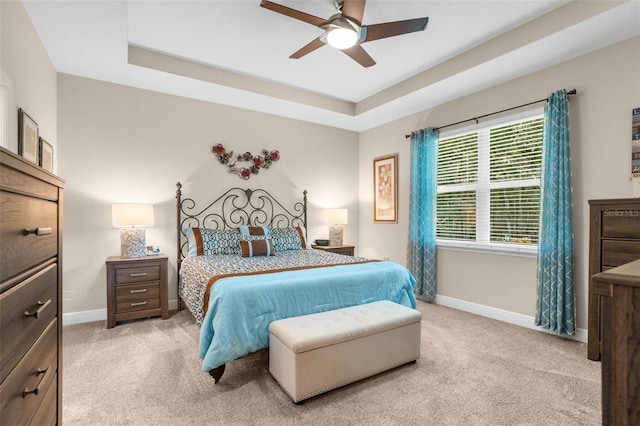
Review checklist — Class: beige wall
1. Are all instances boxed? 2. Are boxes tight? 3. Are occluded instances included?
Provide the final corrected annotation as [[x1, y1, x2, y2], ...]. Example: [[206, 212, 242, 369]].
[[10, 0, 639, 333], [358, 36, 640, 332], [0, 1, 57, 167], [57, 74, 359, 314]]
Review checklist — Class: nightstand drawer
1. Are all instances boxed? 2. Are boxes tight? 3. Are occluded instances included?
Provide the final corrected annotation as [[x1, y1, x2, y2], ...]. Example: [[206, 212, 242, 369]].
[[312, 245, 355, 256], [328, 247, 353, 256], [116, 282, 160, 302], [116, 283, 160, 314], [115, 266, 160, 285]]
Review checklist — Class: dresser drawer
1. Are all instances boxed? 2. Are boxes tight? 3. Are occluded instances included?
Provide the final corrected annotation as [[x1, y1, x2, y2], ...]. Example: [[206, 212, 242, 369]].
[[116, 283, 161, 314], [28, 370, 57, 426], [602, 240, 640, 268], [0, 319, 58, 425], [602, 208, 640, 239], [0, 264, 57, 383], [115, 265, 160, 285], [0, 192, 58, 282]]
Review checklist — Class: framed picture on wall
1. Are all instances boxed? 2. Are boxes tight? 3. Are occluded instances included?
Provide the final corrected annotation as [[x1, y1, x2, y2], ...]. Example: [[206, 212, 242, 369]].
[[18, 108, 39, 164], [39, 137, 53, 172], [373, 154, 398, 223]]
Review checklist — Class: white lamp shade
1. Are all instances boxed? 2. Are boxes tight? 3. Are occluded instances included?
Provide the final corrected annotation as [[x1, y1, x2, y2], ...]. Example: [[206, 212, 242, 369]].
[[324, 208, 348, 225], [112, 204, 154, 227]]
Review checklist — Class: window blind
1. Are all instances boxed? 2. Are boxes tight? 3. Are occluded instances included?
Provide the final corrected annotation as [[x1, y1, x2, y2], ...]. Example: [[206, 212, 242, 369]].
[[436, 114, 544, 249]]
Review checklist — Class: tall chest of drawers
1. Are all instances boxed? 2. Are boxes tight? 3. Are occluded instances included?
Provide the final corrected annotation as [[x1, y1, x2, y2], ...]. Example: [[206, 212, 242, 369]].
[[0, 147, 64, 425], [588, 198, 640, 361]]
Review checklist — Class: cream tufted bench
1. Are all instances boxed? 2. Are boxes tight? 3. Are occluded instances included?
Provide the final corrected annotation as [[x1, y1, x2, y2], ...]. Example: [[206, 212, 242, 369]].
[[268, 300, 422, 403]]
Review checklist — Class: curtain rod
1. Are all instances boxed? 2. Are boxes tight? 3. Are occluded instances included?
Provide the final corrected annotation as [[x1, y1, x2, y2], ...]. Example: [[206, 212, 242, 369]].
[[404, 89, 576, 138]]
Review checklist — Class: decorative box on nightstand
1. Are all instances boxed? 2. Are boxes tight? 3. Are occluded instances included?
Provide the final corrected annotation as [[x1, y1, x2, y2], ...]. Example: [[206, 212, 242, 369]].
[[311, 245, 355, 256], [106, 255, 168, 328]]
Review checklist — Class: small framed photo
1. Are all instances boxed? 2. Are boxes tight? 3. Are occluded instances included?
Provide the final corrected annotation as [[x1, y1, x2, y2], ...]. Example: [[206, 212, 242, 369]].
[[146, 245, 161, 256], [18, 108, 39, 164], [373, 154, 398, 223], [39, 137, 53, 172]]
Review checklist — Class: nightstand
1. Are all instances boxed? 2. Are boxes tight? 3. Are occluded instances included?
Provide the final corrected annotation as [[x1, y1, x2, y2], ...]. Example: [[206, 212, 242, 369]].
[[106, 254, 169, 328], [312, 245, 355, 256]]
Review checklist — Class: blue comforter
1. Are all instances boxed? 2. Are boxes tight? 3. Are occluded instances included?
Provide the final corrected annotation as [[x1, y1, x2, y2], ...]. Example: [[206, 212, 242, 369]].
[[199, 261, 416, 371]]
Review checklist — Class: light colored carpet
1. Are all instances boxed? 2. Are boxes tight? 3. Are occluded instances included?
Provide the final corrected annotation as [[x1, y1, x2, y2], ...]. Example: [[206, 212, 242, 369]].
[[62, 301, 601, 425]]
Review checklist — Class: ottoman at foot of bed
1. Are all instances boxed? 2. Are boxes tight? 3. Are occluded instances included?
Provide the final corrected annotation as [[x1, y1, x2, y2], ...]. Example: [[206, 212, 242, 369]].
[[268, 300, 422, 403]]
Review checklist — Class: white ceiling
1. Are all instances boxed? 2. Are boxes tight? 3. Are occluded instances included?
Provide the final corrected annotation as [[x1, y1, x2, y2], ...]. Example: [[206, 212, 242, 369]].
[[22, 0, 640, 132]]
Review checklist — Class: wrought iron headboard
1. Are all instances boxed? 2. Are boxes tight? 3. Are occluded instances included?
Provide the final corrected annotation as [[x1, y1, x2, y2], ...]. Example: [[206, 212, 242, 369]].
[[175, 181, 307, 273]]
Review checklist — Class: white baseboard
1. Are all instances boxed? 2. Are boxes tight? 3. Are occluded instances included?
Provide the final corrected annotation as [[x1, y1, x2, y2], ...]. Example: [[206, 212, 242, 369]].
[[64, 297, 587, 343], [434, 295, 588, 343], [63, 308, 106, 326], [63, 299, 180, 326]]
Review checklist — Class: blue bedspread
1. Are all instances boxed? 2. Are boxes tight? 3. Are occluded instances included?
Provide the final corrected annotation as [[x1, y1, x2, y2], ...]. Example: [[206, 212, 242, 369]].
[[199, 261, 416, 371]]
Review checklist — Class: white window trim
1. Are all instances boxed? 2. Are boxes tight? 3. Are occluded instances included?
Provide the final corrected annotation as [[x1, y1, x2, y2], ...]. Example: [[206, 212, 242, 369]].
[[436, 238, 538, 258], [437, 107, 544, 258]]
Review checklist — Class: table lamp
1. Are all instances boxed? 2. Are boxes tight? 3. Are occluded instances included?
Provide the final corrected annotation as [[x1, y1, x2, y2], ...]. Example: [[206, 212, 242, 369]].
[[326, 208, 348, 246], [112, 203, 154, 258]]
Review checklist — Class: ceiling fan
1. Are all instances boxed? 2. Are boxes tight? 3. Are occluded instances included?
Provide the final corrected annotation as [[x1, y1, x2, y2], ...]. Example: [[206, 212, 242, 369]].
[[260, 0, 429, 68]]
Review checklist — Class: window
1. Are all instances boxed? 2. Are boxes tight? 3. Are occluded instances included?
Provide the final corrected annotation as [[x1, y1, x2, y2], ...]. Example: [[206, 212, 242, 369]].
[[436, 110, 543, 255]]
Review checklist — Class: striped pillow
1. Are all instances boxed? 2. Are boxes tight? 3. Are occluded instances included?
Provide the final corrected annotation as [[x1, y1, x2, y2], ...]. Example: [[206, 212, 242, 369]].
[[239, 236, 275, 257]]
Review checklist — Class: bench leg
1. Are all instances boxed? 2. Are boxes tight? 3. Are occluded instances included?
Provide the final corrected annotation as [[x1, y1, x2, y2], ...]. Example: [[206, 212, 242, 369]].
[[208, 364, 226, 384]]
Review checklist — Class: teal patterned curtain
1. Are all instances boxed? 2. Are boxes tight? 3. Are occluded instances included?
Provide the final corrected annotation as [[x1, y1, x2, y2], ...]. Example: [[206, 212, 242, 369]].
[[535, 89, 575, 335], [407, 128, 439, 301]]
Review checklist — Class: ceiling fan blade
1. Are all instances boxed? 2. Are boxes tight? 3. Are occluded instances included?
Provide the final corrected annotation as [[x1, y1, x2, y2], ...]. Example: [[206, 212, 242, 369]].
[[260, 1, 328, 27], [363, 17, 429, 42], [342, 45, 375, 67], [341, 0, 366, 25], [290, 37, 326, 59]]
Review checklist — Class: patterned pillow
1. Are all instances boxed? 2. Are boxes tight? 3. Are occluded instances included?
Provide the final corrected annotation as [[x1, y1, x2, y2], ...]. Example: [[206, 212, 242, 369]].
[[270, 226, 306, 252], [184, 228, 241, 257], [239, 236, 275, 257]]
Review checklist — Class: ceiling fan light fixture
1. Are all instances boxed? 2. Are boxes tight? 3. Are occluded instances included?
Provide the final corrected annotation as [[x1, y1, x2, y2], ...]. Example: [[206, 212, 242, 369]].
[[326, 27, 358, 49]]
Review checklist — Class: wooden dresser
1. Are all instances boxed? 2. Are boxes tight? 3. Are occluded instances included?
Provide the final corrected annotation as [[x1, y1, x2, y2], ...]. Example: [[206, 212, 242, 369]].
[[0, 147, 64, 424], [591, 260, 640, 425], [588, 198, 640, 361]]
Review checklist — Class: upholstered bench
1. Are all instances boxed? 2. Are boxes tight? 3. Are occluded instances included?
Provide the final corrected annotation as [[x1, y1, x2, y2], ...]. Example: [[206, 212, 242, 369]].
[[268, 300, 422, 403]]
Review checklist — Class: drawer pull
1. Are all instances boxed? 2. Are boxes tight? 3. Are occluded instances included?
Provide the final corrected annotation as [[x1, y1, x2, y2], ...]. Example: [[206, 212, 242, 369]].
[[24, 299, 52, 319], [129, 272, 148, 277], [130, 301, 148, 307], [23, 366, 50, 397], [130, 288, 148, 294], [23, 227, 52, 236]]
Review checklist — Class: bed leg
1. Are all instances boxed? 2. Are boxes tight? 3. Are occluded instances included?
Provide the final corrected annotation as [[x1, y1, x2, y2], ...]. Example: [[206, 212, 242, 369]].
[[208, 364, 226, 384]]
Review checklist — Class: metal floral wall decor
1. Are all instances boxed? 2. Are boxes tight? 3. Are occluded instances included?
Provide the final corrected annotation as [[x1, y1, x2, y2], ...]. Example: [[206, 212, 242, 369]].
[[212, 143, 280, 180]]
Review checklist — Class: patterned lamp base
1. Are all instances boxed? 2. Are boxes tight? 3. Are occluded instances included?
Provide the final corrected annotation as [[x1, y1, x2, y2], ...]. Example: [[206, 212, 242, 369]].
[[121, 228, 146, 258], [329, 225, 343, 246]]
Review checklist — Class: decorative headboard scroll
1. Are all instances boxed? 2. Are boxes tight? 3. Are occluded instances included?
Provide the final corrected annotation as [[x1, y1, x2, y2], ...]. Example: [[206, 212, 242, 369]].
[[175, 182, 307, 265]]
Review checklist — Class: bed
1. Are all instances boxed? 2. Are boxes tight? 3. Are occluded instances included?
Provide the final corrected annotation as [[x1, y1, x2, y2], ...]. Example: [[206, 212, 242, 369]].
[[175, 183, 417, 382]]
